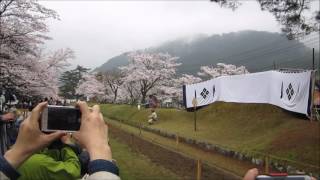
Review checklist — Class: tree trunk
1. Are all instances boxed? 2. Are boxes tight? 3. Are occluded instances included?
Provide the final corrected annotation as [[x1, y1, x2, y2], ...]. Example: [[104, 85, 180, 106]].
[[113, 89, 118, 103], [141, 93, 146, 104]]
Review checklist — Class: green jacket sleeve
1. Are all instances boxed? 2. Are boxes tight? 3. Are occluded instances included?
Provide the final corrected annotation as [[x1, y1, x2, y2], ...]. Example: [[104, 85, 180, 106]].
[[18, 146, 81, 180]]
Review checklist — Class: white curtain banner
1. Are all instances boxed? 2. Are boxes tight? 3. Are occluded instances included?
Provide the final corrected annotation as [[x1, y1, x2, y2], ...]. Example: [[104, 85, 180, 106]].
[[184, 70, 311, 115]]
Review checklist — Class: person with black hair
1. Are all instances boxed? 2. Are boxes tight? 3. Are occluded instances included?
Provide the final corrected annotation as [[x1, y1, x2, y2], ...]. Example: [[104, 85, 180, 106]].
[[0, 101, 119, 180]]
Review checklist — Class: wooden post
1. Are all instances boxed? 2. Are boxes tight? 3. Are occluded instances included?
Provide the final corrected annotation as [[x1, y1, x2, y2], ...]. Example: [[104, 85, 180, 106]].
[[310, 71, 316, 121], [192, 91, 198, 132], [139, 122, 142, 135], [196, 159, 202, 180], [194, 107, 197, 131], [265, 155, 269, 174], [176, 134, 179, 149]]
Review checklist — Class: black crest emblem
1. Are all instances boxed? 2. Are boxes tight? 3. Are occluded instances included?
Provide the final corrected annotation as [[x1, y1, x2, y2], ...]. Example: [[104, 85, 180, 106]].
[[200, 88, 209, 99], [280, 81, 300, 107], [286, 83, 294, 100]]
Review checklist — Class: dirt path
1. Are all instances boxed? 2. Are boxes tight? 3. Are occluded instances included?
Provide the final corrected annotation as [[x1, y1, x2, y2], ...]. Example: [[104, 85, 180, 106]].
[[109, 122, 249, 180]]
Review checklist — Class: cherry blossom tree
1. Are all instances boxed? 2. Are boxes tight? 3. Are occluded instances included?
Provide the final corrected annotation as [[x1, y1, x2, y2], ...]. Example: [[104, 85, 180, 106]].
[[0, 0, 58, 60], [76, 73, 105, 101], [177, 74, 203, 86], [34, 48, 74, 98], [156, 74, 202, 104], [98, 70, 124, 103], [198, 63, 249, 79], [117, 81, 140, 104], [0, 48, 74, 99], [0, 0, 73, 100], [120, 52, 181, 103]]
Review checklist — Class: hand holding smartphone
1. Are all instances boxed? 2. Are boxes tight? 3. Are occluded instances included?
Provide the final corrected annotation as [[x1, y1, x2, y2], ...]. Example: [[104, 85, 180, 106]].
[[41, 105, 81, 132]]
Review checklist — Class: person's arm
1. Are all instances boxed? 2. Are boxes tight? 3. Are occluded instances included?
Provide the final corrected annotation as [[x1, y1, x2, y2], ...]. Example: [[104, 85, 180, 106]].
[[1, 102, 65, 179], [87, 159, 120, 180], [73, 102, 120, 179], [0, 155, 20, 179]]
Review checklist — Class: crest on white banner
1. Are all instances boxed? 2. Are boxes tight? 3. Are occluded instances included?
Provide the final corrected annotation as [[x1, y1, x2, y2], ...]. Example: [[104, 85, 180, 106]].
[[280, 81, 300, 107], [198, 86, 215, 105]]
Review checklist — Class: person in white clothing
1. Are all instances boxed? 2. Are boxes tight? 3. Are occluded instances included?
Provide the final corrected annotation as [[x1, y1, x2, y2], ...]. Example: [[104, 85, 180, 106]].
[[148, 109, 157, 125]]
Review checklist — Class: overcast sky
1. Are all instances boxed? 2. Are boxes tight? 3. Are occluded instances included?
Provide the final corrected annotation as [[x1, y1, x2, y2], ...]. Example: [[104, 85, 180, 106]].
[[40, 1, 319, 69]]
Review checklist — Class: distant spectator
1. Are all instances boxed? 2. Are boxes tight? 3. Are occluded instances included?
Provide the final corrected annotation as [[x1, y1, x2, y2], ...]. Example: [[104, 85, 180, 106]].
[[0, 112, 15, 123], [148, 95, 159, 109], [49, 97, 54, 105], [152, 95, 159, 108], [0, 112, 16, 154], [0, 92, 5, 111]]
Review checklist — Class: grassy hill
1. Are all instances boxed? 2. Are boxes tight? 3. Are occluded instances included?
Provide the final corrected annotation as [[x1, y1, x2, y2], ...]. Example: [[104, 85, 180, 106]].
[[101, 102, 319, 167]]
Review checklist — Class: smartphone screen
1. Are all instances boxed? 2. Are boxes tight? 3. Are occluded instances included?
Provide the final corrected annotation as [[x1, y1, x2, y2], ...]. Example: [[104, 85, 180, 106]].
[[42, 105, 81, 132]]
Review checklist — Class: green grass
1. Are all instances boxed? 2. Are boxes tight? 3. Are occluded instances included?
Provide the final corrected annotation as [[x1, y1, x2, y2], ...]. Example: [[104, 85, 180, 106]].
[[108, 119, 251, 177], [109, 136, 179, 180], [101, 102, 320, 167]]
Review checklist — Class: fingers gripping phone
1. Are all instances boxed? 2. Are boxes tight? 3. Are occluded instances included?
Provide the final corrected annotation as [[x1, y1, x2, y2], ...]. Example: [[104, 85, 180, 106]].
[[41, 105, 81, 132], [256, 175, 313, 180]]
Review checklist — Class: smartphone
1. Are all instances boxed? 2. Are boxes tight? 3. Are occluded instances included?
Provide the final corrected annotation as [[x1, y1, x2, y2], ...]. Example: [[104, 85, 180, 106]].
[[41, 105, 81, 132], [256, 175, 312, 180]]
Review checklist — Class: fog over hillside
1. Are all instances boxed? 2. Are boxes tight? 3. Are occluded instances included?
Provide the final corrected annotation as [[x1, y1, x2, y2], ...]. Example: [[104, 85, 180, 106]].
[[95, 31, 319, 75]]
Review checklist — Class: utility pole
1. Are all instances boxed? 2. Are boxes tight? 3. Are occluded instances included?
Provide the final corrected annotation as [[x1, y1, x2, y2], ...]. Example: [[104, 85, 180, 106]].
[[318, 48, 320, 81], [313, 48, 315, 70], [273, 61, 276, 70], [310, 48, 315, 121]]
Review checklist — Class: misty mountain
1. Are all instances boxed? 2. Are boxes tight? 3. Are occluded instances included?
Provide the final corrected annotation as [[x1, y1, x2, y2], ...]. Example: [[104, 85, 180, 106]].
[[95, 31, 318, 74]]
